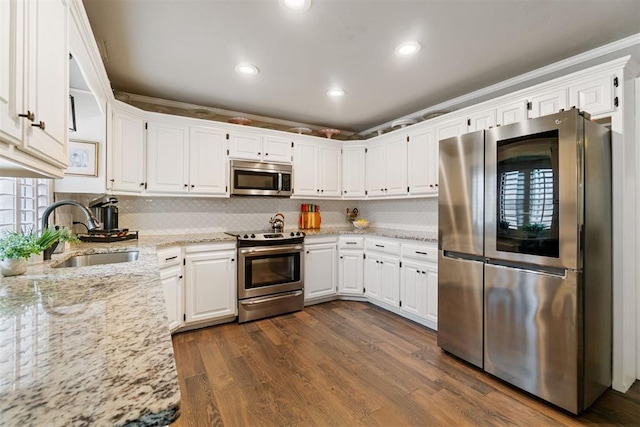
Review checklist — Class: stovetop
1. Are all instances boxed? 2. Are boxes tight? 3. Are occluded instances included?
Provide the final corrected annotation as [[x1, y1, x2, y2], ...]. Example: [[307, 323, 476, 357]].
[[225, 230, 305, 246]]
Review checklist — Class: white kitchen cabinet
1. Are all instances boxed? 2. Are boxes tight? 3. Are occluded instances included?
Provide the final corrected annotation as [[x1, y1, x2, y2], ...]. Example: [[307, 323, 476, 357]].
[[569, 74, 615, 117], [304, 239, 337, 301], [184, 245, 237, 324], [407, 126, 437, 195], [0, 0, 68, 177], [436, 116, 468, 141], [157, 247, 184, 333], [338, 236, 364, 296], [146, 121, 189, 193], [364, 237, 401, 308], [468, 109, 496, 132], [529, 87, 568, 119], [341, 145, 366, 198], [400, 241, 438, 329], [108, 105, 146, 193], [292, 139, 341, 198], [229, 131, 291, 163], [366, 134, 407, 197], [496, 99, 528, 126], [189, 126, 228, 195]]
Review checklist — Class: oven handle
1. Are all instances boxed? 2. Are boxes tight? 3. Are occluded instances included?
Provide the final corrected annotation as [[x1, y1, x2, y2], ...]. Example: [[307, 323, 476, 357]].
[[239, 244, 303, 255], [240, 290, 303, 305]]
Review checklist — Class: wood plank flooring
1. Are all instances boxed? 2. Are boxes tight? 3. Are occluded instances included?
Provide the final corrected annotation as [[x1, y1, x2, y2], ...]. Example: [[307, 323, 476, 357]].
[[170, 301, 640, 426]]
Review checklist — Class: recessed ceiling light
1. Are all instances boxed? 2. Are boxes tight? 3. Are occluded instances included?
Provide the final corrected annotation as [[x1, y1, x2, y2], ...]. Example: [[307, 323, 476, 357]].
[[279, 0, 311, 12], [395, 41, 421, 56], [235, 64, 259, 75], [326, 88, 346, 97]]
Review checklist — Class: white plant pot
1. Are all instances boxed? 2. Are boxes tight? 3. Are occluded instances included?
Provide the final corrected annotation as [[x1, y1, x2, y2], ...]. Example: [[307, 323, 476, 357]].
[[1, 258, 28, 277]]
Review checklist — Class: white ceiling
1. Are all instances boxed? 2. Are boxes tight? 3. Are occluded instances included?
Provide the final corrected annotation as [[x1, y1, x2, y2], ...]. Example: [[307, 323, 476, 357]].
[[81, 0, 640, 133]]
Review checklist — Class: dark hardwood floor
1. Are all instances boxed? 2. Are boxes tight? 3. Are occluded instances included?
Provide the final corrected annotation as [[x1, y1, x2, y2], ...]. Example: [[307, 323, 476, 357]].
[[170, 301, 640, 426]]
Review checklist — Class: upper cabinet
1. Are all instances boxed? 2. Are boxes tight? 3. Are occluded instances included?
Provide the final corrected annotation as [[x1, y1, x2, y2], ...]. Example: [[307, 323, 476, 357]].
[[0, 0, 68, 178], [189, 126, 228, 195], [146, 121, 189, 193], [529, 87, 568, 119], [108, 104, 146, 193], [292, 138, 341, 198], [366, 133, 407, 197], [341, 144, 366, 198], [569, 74, 615, 116], [407, 126, 437, 196], [496, 99, 528, 127], [229, 130, 291, 163]]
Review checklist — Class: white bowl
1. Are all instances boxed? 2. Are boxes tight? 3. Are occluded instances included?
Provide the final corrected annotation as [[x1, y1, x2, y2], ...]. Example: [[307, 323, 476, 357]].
[[353, 220, 369, 230]]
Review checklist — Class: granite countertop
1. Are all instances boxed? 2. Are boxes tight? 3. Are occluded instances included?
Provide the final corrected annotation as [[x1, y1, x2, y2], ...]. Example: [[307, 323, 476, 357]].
[[301, 227, 439, 243], [0, 228, 432, 426]]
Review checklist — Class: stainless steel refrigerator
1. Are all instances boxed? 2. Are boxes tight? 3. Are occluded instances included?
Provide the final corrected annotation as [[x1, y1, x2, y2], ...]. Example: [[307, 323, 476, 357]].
[[437, 109, 612, 414]]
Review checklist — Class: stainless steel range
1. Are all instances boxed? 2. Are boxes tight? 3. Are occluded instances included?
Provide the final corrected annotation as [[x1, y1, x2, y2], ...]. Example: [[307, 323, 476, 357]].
[[226, 230, 305, 323]]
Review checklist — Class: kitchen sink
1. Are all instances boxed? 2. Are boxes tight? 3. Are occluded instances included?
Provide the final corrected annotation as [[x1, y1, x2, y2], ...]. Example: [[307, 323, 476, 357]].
[[53, 250, 140, 268]]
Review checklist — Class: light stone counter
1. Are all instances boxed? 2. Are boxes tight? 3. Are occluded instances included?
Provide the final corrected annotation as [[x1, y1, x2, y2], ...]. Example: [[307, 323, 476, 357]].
[[0, 228, 434, 426], [0, 232, 234, 427]]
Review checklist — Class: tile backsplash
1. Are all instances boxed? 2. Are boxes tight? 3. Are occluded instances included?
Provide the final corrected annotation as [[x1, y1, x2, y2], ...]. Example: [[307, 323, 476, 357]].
[[55, 194, 438, 235]]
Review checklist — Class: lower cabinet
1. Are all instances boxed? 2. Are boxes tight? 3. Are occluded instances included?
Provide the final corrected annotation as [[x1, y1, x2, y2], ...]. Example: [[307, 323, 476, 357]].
[[338, 236, 364, 296], [304, 237, 337, 302], [160, 264, 183, 332], [185, 244, 237, 323], [399, 242, 438, 329], [364, 238, 401, 308]]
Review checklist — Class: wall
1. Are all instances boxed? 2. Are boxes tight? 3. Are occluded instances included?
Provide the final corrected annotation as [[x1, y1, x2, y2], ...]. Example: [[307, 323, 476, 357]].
[[53, 194, 439, 235]]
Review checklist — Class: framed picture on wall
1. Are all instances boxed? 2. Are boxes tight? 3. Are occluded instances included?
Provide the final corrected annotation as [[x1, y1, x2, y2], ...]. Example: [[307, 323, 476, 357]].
[[65, 140, 98, 176]]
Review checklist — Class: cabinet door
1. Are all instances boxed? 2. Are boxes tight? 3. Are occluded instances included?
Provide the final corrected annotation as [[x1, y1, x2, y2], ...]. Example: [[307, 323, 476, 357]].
[[229, 130, 261, 161], [189, 126, 227, 195], [425, 264, 438, 327], [22, 0, 68, 167], [146, 121, 189, 193], [363, 255, 382, 301], [380, 255, 400, 307], [0, 0, 23, 145], [338, 251, 363, 295], [569, 75, 614, 116], [366, 141, 385, 197], [185, 250, 237, 323], [341, 145, 366, 198], [530, 88, 568, 119], [318, 142, 341, 197], [292, 139, 318, 196], [436, 117, 468, 141], [384, 135, 408, 196], [304, 243, 337, 300], [468, 109, 496, 132], [262, 135, 291, 163], [408, 127, 435, 195], [400, 261, 423, 317], [110, 108, 145, 193], [160, 265, 183, 333], [496, 99, 528, 126]]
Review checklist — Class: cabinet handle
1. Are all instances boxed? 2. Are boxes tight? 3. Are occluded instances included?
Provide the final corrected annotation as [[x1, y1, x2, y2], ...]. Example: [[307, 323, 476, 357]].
[[380, 188, 383, 191], [31, 121, 45, 130], [191, 184, 195, 188], [344, 190, 347, 194], [179, 275, 183, 279], [430, 184, 434, 188], [375, 244, 384, 248], [140, 182, 145, 187], [19, 111, 35, 121], [321, 189, 324, 193], [340, 256, 343, 259], [258, 152, 261, 155], [376, 260, 379, 263], [435, 184, 438, 187], [306, 250, 309, 254], [346, 242, 357, 245], [384, 188, 388, 191], [231, 258, 235, 262], [415, 251, 428, 255], [184, 184, 188, 188], [422, 271, 426, 274], [110, 179, 115, 183], [164, 255, 178, 261], [317, 189, 320, 192], [265, 153, 269, 156]]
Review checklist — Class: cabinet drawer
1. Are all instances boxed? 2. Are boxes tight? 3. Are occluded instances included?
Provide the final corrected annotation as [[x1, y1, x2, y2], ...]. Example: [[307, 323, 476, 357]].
[[365, 238, 400, 255], [157, 247, 182, 267], [339, 236, 364, 249], [401, 242, 437, 262]]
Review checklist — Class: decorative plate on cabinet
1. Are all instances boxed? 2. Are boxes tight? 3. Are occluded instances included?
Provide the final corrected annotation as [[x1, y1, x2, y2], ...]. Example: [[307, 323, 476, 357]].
[[228, 117, 252, 125]]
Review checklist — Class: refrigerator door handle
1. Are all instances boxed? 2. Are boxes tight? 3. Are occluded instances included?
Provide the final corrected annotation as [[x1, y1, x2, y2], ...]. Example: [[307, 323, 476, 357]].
[[486, 259, 567, 278], [442, 250, 485, 263]]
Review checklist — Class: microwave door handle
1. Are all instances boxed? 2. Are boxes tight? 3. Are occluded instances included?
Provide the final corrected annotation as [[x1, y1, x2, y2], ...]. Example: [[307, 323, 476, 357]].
[[277, 173, 282, 193]]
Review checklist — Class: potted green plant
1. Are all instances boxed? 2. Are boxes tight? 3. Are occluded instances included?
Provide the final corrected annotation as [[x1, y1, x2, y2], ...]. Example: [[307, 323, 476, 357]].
[[0, 228, 78, 277]]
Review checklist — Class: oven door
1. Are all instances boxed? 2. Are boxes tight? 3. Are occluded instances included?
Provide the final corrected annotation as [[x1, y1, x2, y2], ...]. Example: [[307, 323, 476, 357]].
[[238, 244, 304, 299], [484, 109, 581, 270]]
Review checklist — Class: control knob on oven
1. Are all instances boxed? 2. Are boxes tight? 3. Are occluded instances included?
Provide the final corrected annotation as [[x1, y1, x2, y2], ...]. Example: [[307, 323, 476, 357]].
[[243, 234, 249, 238], [250, 234, 256, 238], [290, 232, 295, 236], [296, 232, 301, 236]]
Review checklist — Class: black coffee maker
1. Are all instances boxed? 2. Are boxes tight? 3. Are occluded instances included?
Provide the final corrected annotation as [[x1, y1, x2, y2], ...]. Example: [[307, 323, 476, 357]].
[[89, 196, 119, 231]]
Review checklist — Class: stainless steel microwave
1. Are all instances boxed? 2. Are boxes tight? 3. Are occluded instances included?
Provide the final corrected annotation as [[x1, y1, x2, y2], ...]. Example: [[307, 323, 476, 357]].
[[230, 160, 292, 197]]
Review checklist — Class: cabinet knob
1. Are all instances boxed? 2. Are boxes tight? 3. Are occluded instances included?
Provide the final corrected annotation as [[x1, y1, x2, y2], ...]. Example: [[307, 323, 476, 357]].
[[321, 189, 324, 193], [18, 111, 35, 121], [265, 153, 269, 156], [317, 189, 320, 192], [430, 184, 434, 188], [340, 256, 343, 259], [184, 184, 188, 188], [191, 184, 195, 188], [384, 188, 388, 191], [31, 121, 45, 130], [110, 179, 115, 183], [231, 259, 235, 262], [380, 188, 384, 192], [258, 152, 261, 155], [435, 184, 438, 187], [344, 190, 347, 194], [140, 182, 145, 187]]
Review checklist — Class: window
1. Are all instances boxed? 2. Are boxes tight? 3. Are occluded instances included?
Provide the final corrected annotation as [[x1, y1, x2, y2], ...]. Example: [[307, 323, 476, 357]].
[[499, 168, 554, 229], [0, 178, 52, 234]]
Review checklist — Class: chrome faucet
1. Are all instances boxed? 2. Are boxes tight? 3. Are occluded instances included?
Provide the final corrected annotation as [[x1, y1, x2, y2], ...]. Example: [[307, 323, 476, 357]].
[[41, 200, 101, 260]]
